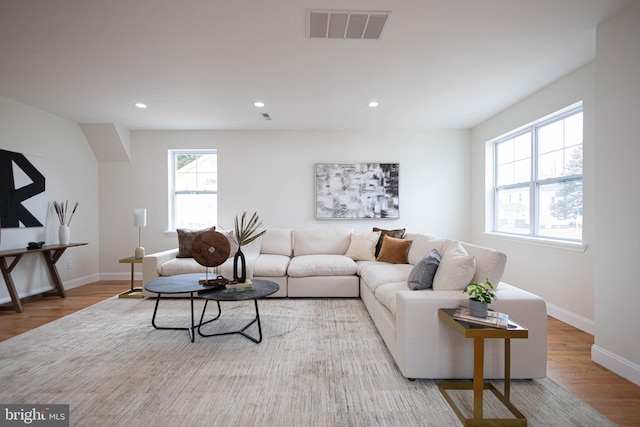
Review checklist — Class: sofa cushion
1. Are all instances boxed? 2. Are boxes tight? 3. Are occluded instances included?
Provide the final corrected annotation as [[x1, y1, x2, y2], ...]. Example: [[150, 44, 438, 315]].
[[405, 233, 447, 266], [287, 254, 358, 277], [373, 227, 406, 257], [293, 229, 352, 256], [376, 235, 413, 264], [345, 231, 381, 261], [375, 282, 410, 316], [260, 228, 293, 256], [462, 242, 507, 286], [432, 240, 476, 291], [407, 249, 441, 290], [176, 226, 216, 258], [253, 254, 290, 277], [360, 263, 414, 293]]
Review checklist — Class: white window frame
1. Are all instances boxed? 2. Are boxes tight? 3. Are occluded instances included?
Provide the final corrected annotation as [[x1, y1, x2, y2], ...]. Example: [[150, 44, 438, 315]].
[[168, 149, 217, 232], [489, 104, 584, 246]]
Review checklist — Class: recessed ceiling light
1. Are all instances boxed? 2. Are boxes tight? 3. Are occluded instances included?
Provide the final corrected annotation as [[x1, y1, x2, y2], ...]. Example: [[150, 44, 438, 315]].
[[368, 101, 379, 108], [254, 101, 265, 108], [134, 102, 147, 109]]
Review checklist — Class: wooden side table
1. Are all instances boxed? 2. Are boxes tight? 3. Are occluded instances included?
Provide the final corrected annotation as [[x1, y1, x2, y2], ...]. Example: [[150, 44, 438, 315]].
[[118, 257, 144, 298], [438, 308, 528, 426]]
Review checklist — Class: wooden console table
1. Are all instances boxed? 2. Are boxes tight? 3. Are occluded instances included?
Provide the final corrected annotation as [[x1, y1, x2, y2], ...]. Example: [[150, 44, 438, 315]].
[[0, 242, 88, 313]]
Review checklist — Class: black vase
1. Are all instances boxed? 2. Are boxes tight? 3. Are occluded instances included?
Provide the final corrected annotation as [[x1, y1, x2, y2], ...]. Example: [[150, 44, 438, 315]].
[[233, 248, 246, 283]]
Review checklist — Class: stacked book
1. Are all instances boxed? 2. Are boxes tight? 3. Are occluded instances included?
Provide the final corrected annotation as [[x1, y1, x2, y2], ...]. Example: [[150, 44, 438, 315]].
[[225, 280, 255, 292], [452, 305, 510, 329]]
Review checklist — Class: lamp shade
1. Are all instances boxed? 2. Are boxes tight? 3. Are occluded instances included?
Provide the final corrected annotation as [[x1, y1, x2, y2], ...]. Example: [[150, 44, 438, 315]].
[[133, 208, 147, 227]]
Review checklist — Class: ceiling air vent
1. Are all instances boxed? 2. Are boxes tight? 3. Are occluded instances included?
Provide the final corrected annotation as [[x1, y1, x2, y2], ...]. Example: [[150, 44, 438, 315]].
[[307, 9, 391, 40]]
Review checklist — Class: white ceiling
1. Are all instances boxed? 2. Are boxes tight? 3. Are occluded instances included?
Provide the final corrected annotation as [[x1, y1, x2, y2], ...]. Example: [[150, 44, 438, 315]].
[[0, 0, 634, 131]]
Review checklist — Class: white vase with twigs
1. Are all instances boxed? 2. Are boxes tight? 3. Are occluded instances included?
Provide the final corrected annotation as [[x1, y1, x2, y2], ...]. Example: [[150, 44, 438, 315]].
[[53, 200, 78, 245]]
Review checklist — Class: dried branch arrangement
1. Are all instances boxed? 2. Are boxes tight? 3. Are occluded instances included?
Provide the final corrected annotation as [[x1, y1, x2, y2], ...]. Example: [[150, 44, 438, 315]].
[[53, 200, 79, 226]]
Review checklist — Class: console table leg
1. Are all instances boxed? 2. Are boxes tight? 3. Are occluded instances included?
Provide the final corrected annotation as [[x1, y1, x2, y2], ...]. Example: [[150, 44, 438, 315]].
[[473, 337, 484, 420], [41, 249, 67, 298], [505, 338, 511, 401], [0, 256, 23, 312]]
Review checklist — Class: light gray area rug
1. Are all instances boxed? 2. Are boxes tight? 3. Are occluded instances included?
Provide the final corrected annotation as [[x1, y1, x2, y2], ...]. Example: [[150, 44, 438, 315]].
[[0, 297, 615, 427]]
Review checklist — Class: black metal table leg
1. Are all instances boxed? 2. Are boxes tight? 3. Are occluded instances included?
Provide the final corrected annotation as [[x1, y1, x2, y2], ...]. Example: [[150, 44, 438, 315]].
[[198, 298, 263, 343], [150, 292, 219, 342]]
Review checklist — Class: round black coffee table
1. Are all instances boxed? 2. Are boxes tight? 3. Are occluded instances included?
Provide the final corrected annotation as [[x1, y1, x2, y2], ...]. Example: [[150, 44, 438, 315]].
[[144, 273, 223, 343], [198, 279, 279, 344]]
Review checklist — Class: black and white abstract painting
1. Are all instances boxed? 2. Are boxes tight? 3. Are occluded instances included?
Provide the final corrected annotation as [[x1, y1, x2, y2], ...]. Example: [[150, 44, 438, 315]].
[[0, 149, 46, 228], [315, 163, 399, 219]]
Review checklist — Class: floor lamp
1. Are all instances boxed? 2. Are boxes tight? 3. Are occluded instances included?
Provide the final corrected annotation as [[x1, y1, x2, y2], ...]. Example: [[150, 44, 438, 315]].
[[134, 208, 147, 259]]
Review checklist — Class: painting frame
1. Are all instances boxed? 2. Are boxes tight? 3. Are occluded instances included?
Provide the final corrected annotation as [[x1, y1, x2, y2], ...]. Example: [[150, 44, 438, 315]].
[[315, 162, 399, 220]]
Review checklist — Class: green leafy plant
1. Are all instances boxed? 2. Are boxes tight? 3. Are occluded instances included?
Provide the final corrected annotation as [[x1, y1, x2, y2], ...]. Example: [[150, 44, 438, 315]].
[[233, 211, 266, 247], [463, 279, 497, 305]]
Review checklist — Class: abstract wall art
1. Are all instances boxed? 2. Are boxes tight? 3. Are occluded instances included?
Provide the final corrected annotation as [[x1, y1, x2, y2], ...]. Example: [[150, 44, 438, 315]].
[[0, 149, 46, 228], [315, 163, 399, 219]]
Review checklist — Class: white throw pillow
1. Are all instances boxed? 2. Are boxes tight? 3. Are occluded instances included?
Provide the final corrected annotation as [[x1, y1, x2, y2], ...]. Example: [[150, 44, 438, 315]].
[[345, 231, 381, 261], [432, 240, 476, 291]]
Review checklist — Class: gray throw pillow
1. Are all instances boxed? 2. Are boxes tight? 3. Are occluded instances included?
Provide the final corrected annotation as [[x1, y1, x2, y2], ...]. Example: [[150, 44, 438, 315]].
[[407, 249, 441, 290]]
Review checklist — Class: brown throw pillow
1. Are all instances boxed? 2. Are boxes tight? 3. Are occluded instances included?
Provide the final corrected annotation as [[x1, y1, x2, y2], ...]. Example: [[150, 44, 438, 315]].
[[176, 226, 216, 258], [376, 235, 413, 264], [373, 227, 406, 257]]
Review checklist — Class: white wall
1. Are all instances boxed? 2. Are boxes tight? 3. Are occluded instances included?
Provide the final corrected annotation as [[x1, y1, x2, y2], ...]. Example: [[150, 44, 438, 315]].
[[470, 63, 596, 332], [99, 129, 471, 277], [0, 96, 99, 303], [592, 1, 640, 386]]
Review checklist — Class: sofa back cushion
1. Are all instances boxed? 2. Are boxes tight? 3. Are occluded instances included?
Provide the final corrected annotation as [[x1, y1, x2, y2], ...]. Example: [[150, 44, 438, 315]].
[[405, 233, 446, 265], [432, 240, 476, 291], [260, 228, 293, 256], [461, 242, 507, 285], [293, 228, 353, 256]]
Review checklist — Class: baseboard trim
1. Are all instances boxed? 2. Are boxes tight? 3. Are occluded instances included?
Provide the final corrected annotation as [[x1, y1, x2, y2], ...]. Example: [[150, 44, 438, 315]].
[[592, 344, 640, 387], [546, 302, 595, 335], [99, 272, 143, 281]]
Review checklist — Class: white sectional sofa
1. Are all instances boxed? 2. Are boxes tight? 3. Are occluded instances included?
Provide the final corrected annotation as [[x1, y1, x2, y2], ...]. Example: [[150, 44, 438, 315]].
[[142, 227, 547, 380]]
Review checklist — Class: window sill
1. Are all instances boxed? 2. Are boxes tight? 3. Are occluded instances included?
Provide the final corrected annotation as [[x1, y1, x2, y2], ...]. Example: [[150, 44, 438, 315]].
[[481, 232, 588, 253]]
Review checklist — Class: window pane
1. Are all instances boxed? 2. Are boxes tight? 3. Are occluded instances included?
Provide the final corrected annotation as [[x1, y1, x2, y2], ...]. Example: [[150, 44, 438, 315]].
[[496, 139, 513, 166], [513, 132, 531, 160], [197, 173, 217, 191], [197, 154, 217, 173], [496, 187, 530, 235], [513, 158, 530, 184], [175, 172, 197, 191], [538, 120, 564, 154], [497, 163, 514, 186], [538, 180, 582, 240], [564, 112, 583, 148], [175, 193, 217, 229], [538, 150, 564, 179], [564, 144, 583, 176]]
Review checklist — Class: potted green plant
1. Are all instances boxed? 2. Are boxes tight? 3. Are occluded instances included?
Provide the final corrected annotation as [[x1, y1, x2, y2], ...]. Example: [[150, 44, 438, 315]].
[[232, 211, 266, 283], [463, 279, 497, 318]]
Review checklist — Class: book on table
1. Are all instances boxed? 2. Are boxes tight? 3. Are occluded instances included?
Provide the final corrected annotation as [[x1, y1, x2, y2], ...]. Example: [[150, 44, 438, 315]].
[[452, 305, 510, 329], [224, 280, 255, 292]]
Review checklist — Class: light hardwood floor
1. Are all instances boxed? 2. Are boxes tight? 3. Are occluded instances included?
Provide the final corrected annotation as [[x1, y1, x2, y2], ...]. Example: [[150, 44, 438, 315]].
[[1, 280, 639, 426]]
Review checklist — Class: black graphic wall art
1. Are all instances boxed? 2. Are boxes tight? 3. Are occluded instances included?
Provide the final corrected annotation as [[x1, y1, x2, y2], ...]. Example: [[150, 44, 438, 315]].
[[0, 149, 46, 228]]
